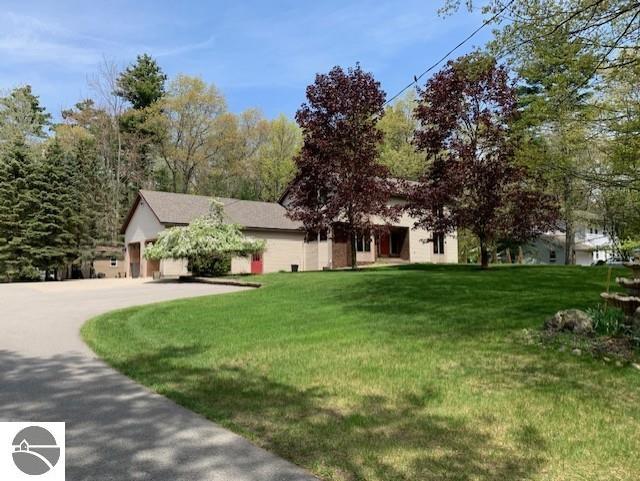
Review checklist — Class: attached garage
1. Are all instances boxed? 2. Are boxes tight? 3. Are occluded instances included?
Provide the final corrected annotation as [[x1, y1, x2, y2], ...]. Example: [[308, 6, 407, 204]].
[[121, 190, 305, 277]]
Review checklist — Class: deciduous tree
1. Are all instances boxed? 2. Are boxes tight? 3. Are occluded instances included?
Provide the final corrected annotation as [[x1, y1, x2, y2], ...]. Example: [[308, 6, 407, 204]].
[[286, 64, 393, 269], [408, 54, 558, 268], [378, 92, 423, 180], [149, 75, 226, 194]]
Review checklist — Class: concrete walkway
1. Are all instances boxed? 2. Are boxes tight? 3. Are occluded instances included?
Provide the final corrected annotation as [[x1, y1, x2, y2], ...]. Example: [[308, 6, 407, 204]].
[[0, 278, 317, 481]]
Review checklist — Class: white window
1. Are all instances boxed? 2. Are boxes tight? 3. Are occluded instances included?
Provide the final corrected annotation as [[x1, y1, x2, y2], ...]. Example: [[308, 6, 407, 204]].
[[110, 256, 118, 267], [433, 233, 445, 255], [356, 234, 371, 252]]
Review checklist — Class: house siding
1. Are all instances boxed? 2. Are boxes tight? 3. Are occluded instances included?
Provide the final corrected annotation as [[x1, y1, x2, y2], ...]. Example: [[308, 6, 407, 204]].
[[304, 239, 319, 271], [371, 197, 458, 264], [93, 259, 127, 278], [244, 229, 305, 273], [123, 199, 166, 278]]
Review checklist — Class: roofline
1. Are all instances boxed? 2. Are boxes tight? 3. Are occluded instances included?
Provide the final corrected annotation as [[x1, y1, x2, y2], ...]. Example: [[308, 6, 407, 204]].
[[277, 177, 417, 205], [241, 226, 304, 233], [162, 222, 303, 232], [122, 190, 304, 234], [119, 191, 164, 235], [277, 179, 296, 205]]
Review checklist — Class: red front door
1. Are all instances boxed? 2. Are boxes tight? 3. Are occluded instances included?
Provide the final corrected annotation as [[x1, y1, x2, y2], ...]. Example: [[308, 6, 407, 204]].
[[251, 253, 263, 274], [379, 233, 390, 257]]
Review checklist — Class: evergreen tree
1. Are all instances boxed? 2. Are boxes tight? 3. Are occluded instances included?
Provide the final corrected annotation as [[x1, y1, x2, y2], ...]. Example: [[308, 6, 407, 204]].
[[0, 139, 40, 281], [29, 141, 75, 277], [115, 54, 167, 109], [0, 86, 50, 154]]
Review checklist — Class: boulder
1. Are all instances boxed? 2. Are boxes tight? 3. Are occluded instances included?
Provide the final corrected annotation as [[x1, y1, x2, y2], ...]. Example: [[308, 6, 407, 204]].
[[545, 309, 594, 334]]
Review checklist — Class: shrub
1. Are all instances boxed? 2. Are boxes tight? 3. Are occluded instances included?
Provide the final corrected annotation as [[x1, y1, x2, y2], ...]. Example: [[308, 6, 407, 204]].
[[188, 256, 231, 277]]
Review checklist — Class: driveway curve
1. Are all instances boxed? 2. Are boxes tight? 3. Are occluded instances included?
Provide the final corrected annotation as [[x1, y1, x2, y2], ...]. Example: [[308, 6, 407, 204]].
[[0, 278, 317, 481]]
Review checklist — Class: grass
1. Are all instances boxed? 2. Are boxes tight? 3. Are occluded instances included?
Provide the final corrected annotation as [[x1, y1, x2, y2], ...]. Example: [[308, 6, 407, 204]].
[[82, 264, 640, 481]]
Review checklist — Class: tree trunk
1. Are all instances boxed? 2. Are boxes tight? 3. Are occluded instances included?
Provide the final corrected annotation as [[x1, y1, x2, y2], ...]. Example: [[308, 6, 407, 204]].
[[562, 159, 575, 265], [517, 246, 524, 264], [350, 231, 357, 270], [506, 248, 512, 264], [480, 239, 489, 269], [564, 209, 575, 265]]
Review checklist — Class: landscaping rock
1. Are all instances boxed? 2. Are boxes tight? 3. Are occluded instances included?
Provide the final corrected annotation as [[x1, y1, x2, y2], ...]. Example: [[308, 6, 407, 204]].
[[572, 348, 582, 356], [632, 363, 640, 371], [545, 309, 594, 334]]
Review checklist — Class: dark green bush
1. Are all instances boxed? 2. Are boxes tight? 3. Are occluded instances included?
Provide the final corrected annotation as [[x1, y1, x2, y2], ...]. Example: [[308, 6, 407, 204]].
[[188, 255, 231, 277]]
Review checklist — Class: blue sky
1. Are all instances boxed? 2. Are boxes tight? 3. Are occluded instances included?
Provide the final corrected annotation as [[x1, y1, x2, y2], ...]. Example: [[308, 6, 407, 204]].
[[0, 1, 491, 120]]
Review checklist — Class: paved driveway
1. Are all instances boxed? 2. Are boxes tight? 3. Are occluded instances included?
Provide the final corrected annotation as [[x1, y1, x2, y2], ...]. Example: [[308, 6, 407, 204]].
[[0, 279, 317, 481]]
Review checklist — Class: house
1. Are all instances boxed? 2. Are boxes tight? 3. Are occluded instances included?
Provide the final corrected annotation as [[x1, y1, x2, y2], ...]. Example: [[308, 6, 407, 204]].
[[91, 245, 127, 278], [68, 244, 127, 279], [526, 214, 615, 265], [120, 189, 458, 278]]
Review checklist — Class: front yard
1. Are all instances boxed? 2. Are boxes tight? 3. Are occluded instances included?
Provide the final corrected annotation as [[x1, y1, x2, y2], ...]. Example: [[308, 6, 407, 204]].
[[82, 265, 640, 481]]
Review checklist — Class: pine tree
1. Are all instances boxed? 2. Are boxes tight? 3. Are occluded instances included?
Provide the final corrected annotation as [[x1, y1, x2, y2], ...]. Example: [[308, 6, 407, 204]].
[[0, 139, 41, 280], [29, 141, 75, 278]]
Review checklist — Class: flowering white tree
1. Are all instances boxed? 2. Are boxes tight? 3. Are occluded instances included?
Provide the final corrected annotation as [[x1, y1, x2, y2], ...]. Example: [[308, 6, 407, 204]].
[[144, 200, 264, 275]]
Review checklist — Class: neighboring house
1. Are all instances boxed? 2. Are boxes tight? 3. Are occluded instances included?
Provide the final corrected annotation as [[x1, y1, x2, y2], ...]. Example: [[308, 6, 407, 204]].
[[121, 188, 458, 278], [526, 214, 615, 266], [70, 244, 127, 279], [92, 245, 127, 278]]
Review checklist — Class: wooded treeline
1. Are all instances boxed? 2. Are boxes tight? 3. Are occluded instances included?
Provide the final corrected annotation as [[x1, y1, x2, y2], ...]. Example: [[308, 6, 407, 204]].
[[0, 55, 302, 280], [1, 0, 639, 279]]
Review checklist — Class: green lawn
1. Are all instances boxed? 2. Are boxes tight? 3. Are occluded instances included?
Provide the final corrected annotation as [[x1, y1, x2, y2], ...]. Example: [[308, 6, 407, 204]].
[[82, 265, 640, 481]]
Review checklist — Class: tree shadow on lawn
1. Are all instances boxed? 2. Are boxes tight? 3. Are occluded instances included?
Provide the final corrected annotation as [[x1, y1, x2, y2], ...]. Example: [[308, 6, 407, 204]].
[[105, 345, 546, 481]]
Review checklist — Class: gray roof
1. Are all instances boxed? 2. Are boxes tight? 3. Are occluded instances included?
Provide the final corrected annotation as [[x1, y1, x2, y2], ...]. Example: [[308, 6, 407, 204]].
[[540, 234, 594, 252], [137, 190, 302, 231]]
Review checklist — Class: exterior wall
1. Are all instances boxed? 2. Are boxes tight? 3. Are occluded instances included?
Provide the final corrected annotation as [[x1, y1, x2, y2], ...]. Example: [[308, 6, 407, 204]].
[[231, 229, 305, 274], [231, 256, 251, 274], [527, 238, 594, 265], [124, 200, 180, 278], [430, 232, 458, 264], [371, 197, 458, 265], [160, 259, 189, 276], [93, 259, 127, 278], [318, 240, 330, 269], [356, 236, 376, 263], [332, 238, 350, 268], [576, 250, 593, 266], [304, 239, 319, 271]]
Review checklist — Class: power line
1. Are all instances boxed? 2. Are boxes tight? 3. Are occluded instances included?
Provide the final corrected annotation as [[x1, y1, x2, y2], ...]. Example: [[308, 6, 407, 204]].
[[383, 0, 517, 106]]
